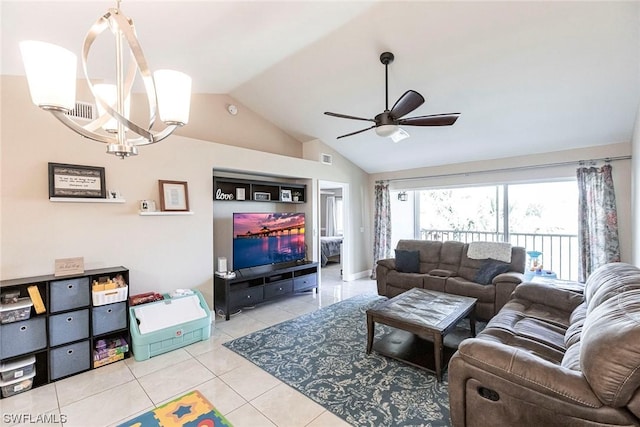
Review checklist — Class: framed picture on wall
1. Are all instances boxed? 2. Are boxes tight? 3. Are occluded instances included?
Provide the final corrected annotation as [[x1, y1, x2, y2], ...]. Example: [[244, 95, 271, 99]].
[[254, 192, 271, 201], [281, 189, 292, 202], [48, 162, 106, 198], [159, 180, 189, 211]]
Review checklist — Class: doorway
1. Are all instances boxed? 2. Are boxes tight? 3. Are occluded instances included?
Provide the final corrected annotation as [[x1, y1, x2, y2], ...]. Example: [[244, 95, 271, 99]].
[[318, 180, 349, 281]]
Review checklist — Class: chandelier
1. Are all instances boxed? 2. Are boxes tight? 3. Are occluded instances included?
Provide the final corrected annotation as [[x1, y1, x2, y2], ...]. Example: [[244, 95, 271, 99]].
[[19, 1, 192, 158]]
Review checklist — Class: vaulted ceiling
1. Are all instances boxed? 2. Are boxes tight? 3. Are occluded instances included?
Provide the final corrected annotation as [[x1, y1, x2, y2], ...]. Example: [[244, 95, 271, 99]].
[[2, 1, 639, 173]]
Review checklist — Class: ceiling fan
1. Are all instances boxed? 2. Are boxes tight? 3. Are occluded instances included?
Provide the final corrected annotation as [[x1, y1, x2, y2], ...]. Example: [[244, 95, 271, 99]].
[[324, 52, 460, 142]]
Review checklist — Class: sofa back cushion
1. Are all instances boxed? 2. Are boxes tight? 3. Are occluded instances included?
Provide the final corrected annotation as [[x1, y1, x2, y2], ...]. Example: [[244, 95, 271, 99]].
[[581, 287, 640, 406], [510, 246, 526, 274], [458, 244, 526, 281], [438, 241, 464, 274], [458, 245, 485, 281], [396, 240, 442, 273], [584, 262, 640, 314]]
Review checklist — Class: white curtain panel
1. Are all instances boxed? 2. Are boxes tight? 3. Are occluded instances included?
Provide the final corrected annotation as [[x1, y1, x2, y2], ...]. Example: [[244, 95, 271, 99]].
[[326, 196, 336, 237]]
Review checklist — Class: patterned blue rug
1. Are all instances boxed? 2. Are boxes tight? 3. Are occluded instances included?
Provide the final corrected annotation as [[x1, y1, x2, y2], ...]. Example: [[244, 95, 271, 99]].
[[224, 293, 475, 426]]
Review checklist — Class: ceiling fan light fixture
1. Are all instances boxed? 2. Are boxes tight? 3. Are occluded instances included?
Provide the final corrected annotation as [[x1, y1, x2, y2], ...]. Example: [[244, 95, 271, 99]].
[[390, 127, 410, 143], [375, 124, 398, 137]]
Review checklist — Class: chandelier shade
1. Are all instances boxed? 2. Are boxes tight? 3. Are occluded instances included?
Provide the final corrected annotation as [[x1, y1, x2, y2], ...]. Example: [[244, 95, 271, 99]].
[[19, 1, 191, 158], [20, 41, 77, 112], [154, 70, 192, 125]]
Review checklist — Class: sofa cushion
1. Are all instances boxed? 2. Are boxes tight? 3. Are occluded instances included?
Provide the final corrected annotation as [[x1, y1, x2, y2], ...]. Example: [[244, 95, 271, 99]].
[[395, 249, 420, 273], [581, 288, 640, 406], [564, 303, 587, 348], [438, 241, 464, 274], [457, 245, 485, 281], [386, 270, 423, 291], [486, 308, 567, 353], [584, 262, 640, 314], [396, 239, 442, 273], [445, 276, 495, 303], [561, 341, 582, 371], [474, 258, 512, 285]]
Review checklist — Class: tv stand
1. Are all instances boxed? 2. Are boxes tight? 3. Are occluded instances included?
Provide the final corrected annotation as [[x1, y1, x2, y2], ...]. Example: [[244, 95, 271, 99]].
[[214, 262, 319, 320]]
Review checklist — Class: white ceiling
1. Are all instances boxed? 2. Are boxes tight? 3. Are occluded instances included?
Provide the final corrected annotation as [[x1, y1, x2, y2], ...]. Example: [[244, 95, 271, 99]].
[[2, 1, 639, 173]]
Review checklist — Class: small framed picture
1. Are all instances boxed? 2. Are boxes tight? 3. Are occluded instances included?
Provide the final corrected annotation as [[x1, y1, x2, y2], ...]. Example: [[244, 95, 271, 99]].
[[236, 188, 246, 201], [254, 192, 271, 201], [140, 200, 156, 212], [159, 180, 189, 211], [281, 189, 292, 202], [48, 162, 106, 198]]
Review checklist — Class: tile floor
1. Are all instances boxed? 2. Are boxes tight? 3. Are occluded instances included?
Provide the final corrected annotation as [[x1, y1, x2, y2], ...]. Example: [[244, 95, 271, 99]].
[[1, 263, 378, 427]]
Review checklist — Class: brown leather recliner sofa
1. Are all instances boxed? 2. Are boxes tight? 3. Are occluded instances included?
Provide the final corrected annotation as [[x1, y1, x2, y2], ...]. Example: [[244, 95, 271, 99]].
[[448, 262, 640, 427], [376, 240, 526, 321]]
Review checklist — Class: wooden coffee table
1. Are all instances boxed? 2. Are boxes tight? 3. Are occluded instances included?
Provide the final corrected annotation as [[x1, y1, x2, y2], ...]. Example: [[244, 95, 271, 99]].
[[366, 288, 477, 382]]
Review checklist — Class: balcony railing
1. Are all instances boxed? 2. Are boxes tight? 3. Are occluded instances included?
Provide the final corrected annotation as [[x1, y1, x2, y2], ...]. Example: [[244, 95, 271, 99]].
[[420, 229, 579, 281]]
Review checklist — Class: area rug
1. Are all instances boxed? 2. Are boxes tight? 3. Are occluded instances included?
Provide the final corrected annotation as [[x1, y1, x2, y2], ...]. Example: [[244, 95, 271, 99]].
[[117, 390, 232, 427], [224, 293, 478, 427]]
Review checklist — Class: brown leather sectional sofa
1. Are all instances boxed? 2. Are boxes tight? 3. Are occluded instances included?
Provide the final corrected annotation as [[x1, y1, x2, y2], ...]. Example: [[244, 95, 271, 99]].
[[376, 240, 526, 321], [448, 262, 640, 426]]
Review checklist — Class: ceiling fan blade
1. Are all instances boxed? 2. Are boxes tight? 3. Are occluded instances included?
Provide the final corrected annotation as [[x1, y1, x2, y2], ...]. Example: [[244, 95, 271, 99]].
[[336, 125, 376, 139], [398, 113, 460, 127], [389, 90, 425, 119], [324, 112, 375, 122]]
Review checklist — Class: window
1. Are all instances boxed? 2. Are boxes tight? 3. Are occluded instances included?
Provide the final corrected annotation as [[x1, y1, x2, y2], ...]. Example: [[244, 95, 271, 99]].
[[391, 180, 578, 280]]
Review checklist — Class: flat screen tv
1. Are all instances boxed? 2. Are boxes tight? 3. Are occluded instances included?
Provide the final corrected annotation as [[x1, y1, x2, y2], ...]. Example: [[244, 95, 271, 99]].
[[233, 212, 306, 270]]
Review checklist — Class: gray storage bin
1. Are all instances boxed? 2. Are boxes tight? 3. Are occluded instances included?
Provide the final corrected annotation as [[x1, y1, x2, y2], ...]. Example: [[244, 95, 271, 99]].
[[49, 309, 89, 347], [92, 302, 126, 336], [50, 277, 90, 313], [0, 317, 46, 359], [50, 340, 90, 380]]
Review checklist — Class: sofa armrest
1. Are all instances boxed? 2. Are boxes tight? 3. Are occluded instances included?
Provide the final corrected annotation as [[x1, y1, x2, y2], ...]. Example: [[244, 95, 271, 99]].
[[493, 271, 524, 284], [492, 272, 524, 315], [452, 337, 602, 408], [513, 282, 584, 313], [376, 258, 395, 270], [429, 269, 453, 278], [376, 258, 395, 295]]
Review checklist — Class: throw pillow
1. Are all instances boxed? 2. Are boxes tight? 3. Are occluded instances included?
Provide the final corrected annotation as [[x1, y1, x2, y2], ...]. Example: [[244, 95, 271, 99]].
[[395, 249, 420, 273], [474, 258, 512, 285]]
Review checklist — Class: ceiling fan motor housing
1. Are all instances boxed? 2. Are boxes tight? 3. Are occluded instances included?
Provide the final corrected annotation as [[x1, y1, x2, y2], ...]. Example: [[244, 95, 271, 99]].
[[375, 112, 395, 125]]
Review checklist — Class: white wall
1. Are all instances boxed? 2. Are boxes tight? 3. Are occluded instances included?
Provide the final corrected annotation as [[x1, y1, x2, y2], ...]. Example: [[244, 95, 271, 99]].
[[0, 76, 371, 309], [370, 142, 633, 264]]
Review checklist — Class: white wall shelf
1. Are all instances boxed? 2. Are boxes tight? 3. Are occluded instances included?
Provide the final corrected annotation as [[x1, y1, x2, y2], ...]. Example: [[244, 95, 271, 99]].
[[50, 197, 126, 203], [139, 211, 194, 216]]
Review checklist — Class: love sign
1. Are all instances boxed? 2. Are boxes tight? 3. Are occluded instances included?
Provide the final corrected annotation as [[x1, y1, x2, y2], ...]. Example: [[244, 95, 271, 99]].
[[215, 188, 234, 200]]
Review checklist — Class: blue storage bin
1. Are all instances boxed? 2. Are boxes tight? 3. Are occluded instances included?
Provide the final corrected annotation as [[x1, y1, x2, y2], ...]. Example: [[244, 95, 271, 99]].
[[50, 277, 90, 313], [49, 309, 89, 347], [50, 340, 90, 380], [92, 302, 126, 336], [0, 317, 46, 359]]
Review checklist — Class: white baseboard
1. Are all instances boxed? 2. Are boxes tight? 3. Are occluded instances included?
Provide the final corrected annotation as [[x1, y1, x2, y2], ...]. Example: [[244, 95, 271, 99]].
[[343, 269, 372, 281]]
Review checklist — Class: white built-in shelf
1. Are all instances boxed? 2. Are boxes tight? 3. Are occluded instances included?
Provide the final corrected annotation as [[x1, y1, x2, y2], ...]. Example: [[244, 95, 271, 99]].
[[138, 211, 194, 216], [50, 197, 126, 204]]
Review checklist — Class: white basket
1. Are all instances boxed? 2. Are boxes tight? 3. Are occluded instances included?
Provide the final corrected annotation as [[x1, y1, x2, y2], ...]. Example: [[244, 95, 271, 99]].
[[92, 286, 128, 306]]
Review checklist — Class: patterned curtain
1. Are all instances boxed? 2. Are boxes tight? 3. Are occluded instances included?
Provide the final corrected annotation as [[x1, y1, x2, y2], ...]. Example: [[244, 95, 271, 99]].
[[577, 163, 620, 282], [371, 181, 392, 279]]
